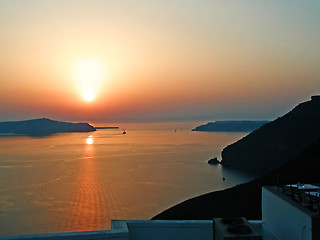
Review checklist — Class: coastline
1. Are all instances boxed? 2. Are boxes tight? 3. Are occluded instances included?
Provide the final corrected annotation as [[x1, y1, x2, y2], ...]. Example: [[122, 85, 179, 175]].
[[152, 138, 320, 220]]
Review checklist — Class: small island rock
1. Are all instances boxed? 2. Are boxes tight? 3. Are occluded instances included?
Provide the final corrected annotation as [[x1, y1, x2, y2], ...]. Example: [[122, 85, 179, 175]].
[[208, 157, 221, 165]]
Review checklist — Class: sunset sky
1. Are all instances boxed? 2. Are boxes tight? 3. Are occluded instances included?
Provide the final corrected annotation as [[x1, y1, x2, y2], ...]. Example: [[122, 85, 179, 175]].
[[1, 1, 319, 122]]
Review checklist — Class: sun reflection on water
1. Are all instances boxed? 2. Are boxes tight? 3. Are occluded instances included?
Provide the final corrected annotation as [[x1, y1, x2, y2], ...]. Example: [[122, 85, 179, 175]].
[[65, 134, 109, 231], [86, 135, 94, 145]]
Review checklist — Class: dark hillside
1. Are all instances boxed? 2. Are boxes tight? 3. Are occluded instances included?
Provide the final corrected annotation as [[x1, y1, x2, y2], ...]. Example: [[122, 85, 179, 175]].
[[221, 96, 320, 173]]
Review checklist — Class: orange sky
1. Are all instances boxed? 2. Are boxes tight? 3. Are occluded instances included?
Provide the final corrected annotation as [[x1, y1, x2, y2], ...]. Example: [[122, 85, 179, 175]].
[[1, 1, 319, 122]]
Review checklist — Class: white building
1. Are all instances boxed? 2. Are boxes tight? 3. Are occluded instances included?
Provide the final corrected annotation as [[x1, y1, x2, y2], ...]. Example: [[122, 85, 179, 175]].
[[261, 185, 320, 240]]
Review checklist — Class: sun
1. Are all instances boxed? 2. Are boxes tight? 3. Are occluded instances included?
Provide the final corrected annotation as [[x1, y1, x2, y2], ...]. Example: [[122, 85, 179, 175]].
[[83, 90, 94, 102], [72, 59, 106, 102]]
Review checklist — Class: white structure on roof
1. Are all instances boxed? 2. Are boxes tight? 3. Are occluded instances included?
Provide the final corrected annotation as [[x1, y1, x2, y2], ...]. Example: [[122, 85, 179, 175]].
[[0, 185, 319, 240], [262, 185, 320, 240]]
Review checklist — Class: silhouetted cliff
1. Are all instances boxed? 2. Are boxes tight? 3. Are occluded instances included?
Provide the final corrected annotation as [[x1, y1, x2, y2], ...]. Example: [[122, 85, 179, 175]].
[[0, 118, 96, 136], [221, 96, 320, 173], [192, 121, 269, 132], [153, 137, 320, 220], [153, 95, 320, 221]]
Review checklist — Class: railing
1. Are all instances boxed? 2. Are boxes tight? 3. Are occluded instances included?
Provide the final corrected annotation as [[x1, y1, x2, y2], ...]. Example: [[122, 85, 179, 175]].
[[273, 184, 320, 214]]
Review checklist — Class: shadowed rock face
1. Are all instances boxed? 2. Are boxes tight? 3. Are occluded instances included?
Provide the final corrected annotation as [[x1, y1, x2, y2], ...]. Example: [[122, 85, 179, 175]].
[[0, 118, 96, 136], [221, 96, 320, 173]]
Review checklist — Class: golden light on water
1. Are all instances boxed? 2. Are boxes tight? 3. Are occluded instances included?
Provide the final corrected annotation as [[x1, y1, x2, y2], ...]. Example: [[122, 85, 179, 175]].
[[86, 135, 94, 145], [66, 133, 109, 231]]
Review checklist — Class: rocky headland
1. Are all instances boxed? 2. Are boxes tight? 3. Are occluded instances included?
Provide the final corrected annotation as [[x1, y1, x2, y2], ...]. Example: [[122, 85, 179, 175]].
[[153, 95, 320, 221], [221, 95, 320, 173]]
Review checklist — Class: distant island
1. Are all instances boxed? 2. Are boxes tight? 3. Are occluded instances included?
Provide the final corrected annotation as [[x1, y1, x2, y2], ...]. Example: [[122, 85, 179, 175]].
[[192, 120, 269, 132], [95, 127, 119, 129], [0, 118, 96, 136], [153, 95, 320, 221]]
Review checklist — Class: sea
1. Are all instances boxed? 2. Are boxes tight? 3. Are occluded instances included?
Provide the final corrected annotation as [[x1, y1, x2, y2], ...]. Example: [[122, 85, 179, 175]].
[[0, 121, 255, 236]]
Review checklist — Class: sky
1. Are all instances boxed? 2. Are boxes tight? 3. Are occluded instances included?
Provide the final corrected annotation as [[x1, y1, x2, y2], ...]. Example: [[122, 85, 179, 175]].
[[0, 0, 319, 122]]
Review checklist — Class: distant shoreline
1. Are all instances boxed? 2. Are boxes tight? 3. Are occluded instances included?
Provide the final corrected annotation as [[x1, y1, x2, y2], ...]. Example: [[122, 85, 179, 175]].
[[192, 120, 269, 132], [95, 127, 119, 129]]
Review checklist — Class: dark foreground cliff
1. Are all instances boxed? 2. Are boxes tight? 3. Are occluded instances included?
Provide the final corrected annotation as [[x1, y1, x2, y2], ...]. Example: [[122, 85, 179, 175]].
[[221, 96, 320, 173], [153, 138, 320, 220], [0, 118, 96, 136]]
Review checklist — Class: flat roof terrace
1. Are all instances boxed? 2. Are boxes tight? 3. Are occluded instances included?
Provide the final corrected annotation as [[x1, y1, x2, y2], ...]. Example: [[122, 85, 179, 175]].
[[267, 184, 320, 217], [262, 184, 320, 240]]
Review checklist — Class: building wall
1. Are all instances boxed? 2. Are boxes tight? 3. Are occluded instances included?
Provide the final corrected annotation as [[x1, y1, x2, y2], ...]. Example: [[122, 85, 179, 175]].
[[127, 220, 213, 240], [262, 187, 312, 240]]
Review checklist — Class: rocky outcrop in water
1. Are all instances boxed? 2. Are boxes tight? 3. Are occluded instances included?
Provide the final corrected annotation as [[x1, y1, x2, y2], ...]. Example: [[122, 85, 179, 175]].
[[208, 157, 220, 165]]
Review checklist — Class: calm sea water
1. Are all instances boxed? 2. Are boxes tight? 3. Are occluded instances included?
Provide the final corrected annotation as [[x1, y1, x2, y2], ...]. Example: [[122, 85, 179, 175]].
[[0, 122, 254, 236]]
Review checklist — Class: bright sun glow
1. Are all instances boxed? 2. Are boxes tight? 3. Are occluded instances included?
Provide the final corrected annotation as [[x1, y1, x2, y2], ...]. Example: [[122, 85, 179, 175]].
[[83, 90, 94, 102], [73, 59, 106, 102]]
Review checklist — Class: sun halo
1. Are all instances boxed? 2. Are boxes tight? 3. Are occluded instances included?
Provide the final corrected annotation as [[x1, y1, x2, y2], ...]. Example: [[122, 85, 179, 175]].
[[72, 59, 106, 103]]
